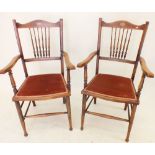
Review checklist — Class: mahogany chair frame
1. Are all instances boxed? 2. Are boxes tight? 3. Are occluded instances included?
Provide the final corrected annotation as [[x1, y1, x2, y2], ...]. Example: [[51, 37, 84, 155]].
[[77, 18, 154, 142], [0, 19, 75, 136]]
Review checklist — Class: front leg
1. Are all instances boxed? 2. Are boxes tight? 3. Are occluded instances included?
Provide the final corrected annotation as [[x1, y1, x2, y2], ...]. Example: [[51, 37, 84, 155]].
[[125, 104, 137, 142], [32, 101, 36, 107], [15, 101, 28, 136], [81, 94, 87, 130], [66, 96, 73, 130]]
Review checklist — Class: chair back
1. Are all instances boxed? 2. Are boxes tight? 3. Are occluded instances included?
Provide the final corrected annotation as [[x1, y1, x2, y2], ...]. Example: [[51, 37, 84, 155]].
[[13, 19, 64, 77], [96, 18, 149, 80]]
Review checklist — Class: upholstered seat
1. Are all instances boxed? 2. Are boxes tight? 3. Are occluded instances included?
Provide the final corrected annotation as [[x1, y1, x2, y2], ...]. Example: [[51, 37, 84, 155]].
[[82, 74, 138, 104], [13, 74, 69, 101], [0, 19, 75, 136], [77, 19, 153, 142]]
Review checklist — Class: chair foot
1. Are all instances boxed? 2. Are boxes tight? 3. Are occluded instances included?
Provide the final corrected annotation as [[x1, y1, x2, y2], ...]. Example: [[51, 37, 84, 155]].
[[66, 97, 73, 130], [24, 133, 28, 137], [69, 127, 73, 131], [125, 105, 137, 142], [94, 98, 96, 104], [32, 101, 36, 107], [15, 101, 28, 137], [124, 103, 128, 110], [81, 95, 86, 131], [63, 97, 66, 104], [81, 127, 84, 130]]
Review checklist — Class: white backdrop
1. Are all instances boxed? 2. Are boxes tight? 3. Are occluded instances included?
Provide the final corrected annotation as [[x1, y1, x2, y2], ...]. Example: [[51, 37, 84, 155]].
[[0, 13, 155, 142]]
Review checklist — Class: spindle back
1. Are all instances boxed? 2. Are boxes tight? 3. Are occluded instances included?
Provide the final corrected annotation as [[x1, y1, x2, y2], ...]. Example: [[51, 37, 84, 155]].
[[96, 18, 149, 80], [13, 19, 64, 77]]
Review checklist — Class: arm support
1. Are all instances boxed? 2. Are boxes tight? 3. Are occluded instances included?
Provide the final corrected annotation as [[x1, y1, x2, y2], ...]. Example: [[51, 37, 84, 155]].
[[77, 51, 97, 68], [77, 51, 97, 88], [63, 52, 75, 70], [63, 51, 75, 92], [136, 57, 154, 99], [0, 55, 21, 74], [140, 57, 154, 78]]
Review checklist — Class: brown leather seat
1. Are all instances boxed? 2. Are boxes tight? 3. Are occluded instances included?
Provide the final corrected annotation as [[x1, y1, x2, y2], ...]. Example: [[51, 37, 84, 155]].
[[82, 74, 138, 104], [13, 74, 69, 101]]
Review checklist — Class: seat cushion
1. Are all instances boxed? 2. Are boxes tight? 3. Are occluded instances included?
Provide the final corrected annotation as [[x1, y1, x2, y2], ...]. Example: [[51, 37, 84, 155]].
[[82, 74, 138, 104], [13, 74, 69, 101]]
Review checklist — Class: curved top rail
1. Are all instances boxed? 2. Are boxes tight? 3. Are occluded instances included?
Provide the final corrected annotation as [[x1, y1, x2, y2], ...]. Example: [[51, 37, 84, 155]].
[[102, 20, 149, 30], [13, 19, 62, 28]]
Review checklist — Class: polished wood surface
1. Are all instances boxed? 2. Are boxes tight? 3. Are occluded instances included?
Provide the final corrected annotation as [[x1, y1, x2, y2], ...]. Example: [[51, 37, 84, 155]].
[[102, 20, 148, 30], [1, 19, 75, 136], [26, 112, 68, 118], [16, 20, 60, 28], [77, 51, 97, 68], [78, 18, 153, 142], [63, 51, 76, 70], [140, 57, 154, 78], [0, 55, 21, 74], [24, 57, 61, 62], [99, 56, 135, 64]]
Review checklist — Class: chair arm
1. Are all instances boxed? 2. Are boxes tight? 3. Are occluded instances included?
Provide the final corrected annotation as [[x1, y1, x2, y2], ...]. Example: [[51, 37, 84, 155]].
[[63, 51, 75, 70], [140, 57, 154, 78], [0, 55, 21, 74], [77, 51, 97, 68]]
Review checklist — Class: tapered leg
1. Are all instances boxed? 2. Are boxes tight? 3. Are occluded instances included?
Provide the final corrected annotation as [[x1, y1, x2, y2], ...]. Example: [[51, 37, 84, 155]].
[[32, 101, 36, 107], [125, 105, 137, 142], [65, 96, 72, 130], [94, 98, 96, 104], [15, 101, 28, 136], [63, 97, 66, 104], [124, 103, 128, 110], [81, 95, 87, 130]]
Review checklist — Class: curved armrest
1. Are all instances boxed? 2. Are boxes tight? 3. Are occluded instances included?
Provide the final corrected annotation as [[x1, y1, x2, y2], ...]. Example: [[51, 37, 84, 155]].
[[77, 51, 97, 68], [0, 55, 21, 74], [63, 51, 75, 70], [140, 57, 154, 78]]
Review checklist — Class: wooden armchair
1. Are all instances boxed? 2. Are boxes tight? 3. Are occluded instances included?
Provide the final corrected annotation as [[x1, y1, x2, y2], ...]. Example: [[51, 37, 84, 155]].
[[0, 19, 75, 136], [77, 18, 154, 142]]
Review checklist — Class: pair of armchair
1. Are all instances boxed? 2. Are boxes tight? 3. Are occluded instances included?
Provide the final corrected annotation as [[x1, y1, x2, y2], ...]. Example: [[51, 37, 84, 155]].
[[0, 18, 154, 142]]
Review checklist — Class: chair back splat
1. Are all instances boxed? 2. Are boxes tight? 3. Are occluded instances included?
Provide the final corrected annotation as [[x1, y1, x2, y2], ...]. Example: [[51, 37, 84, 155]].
[[13, 19, 64, 77], [77, 18, 153, 142], [0, 19, 75, 136], [96, 18, 149, 80]]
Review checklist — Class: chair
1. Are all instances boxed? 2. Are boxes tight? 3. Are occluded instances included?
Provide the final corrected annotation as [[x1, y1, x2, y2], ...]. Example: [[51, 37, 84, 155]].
[[0, 19, 75, 136], [77, 18, 154, 142]]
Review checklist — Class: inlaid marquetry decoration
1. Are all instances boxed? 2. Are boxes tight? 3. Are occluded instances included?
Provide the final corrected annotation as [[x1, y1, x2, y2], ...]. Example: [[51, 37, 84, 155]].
[[0, 19, 75, 136], [77, 18, 154, 142]]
